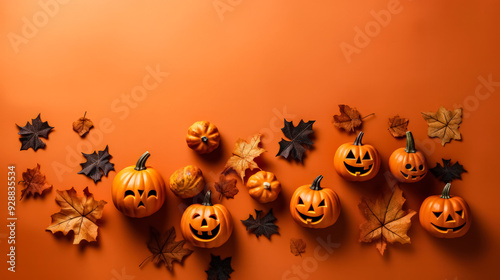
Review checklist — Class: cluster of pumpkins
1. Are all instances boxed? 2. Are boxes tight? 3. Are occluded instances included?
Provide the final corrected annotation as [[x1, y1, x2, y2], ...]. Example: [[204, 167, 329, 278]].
[[110, 121, 471, 249]]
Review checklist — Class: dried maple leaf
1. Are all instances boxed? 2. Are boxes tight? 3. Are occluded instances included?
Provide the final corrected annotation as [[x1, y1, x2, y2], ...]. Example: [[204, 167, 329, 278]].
[[358, 186, 416, 255], [19, 164, 52, 200], [276, 119, 315, 162], [206, 254, 234, 280], [290, 238, 306, 257], [46, 187, 106, 244], [333, 105, 373, 133], [16, 114, 54, 151], [78, 145, 115, 183], [421, 106, 462, 146], [388, 115, 409, 138], [225, 134, 265, 181], [72, 111, 94, 137], [241, 209, 279, 240], [430, 159, 467, 183], [140, 227, 193, 271], [214, 174, 239, 200]]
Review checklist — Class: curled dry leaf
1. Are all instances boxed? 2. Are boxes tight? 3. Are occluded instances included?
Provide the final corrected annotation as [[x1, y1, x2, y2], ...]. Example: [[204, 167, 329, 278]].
[[290, 238, 306, 257], [72, 111, 94, 137], [333, 104, 373, 133], [358, 186, 416, 255], [224, 134, 265, 181], [421, 106, 462, 146], [214, 173, 239, 200], [19, 164, 52, 200], [388, 115, 409, 138], [46, 187, 106, 244]]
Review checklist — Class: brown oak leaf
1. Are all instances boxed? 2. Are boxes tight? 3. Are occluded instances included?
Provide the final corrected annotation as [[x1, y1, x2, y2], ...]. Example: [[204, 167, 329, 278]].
[[224, 134, 265, 181], [46, 187, 106, 244], [333, 105, 373, 133], [214, 174, 239, 200], [421, 106, 462, 146], [290, 238, 306, 257], [359, 186, 416, 255], [388, 115, 409, 138], [140, 227, 193, 271], [19, 164, 52, 200], [72, 111, 94, 137]]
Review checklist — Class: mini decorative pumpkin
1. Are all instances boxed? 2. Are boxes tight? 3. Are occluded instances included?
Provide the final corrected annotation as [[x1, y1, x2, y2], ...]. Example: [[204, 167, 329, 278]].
[[246, 171, 281, 203], [334, 131, 380, 181], [169, 165, 205, 199], [111, 151, 166, 218], [389, 131, 427, 183], [419, 183, 471, 238], [186, 121, 220, 154], [180, 191, 233, 248], [289, 175, 340, 228]]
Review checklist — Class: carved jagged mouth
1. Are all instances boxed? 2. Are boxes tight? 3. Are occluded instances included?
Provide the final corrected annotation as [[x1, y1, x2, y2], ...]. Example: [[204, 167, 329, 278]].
[[431, 223, 466, 232], [344, 162, 373, 175], [400, 171, 425, 179], [296, 209, 324, 223], [190, 223, 220, 240]]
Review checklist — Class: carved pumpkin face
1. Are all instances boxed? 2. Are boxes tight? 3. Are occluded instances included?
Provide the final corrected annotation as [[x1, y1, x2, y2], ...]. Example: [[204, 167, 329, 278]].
[[180, 191, 233, 248], [389, 131, 427, 183], [419, 183, 471, 238], [334, 132, 380, 181], [290, 175, 341, 229], [111, 152, 166, 218], [186, 121, 220, 154]]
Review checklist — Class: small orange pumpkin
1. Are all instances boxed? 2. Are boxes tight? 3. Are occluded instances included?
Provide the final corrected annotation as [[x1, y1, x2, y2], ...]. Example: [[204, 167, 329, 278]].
[[389, 131, 427, 183], [111, 151, 167, 218], [334, 131, 380, 181], [180, 191, 233, 248], [419, 183, 471, 238], [169, 165, 205, 199], [246, 171, 281, 203], [186, 121, 220, 154], [289, 175, 340, 228]]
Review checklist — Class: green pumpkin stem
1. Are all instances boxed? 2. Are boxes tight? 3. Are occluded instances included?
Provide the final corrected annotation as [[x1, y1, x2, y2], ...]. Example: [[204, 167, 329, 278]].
[[310, 175, 324, 191], [134, 151, 150, 171], [202, 191, 213, 206], [440, 183, 452, 199], [405, 131, 417, 153], [353, 131, 364, 146]]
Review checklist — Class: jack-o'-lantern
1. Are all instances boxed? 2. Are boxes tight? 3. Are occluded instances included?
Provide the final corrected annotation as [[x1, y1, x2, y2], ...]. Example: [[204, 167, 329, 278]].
[[389, 131, 427, 183], [186, 121, 220, 154], [334, 131, 380, 181], [419, 183, 471, 238], [180, 191, 233, 248], [169, 165, 205, 199], [289, 175, 340, 228], [246, 171, 281, 203], [111, 151, 166, 218]]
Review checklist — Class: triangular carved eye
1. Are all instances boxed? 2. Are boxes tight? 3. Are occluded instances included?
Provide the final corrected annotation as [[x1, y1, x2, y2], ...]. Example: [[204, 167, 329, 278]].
[[346, 150, 355, 159], [433, 211, 442, 218], [362, 152, 371, 160], [455, 210, 463, 216], [318, 199, 326, 207], [125, 190, 135, 198], [298, 197, 305, 205]]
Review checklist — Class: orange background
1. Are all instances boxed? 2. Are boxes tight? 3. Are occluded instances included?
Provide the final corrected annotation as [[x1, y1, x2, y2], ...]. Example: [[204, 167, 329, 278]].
[[1, 0, 500, 279]]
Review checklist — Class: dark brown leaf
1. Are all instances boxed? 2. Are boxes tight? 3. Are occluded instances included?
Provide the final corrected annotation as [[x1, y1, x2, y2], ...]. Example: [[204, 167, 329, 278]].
[[241, 209, 279, 240], [430, 159, 467, 183], [19, 164, 52, 200], [290, 238, 306, 257], [78, 145, 115, 183], [276, 119, 315, 162], [214, 174, 239, 199], [388, 115, 409, 138], [16, 114, 54, 151], [333, 105, 373, 133], [206, 254, 234, 280]]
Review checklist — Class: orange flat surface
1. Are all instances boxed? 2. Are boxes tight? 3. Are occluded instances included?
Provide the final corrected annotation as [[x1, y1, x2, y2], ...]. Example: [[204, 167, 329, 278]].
[[1, 1, 500, 279]]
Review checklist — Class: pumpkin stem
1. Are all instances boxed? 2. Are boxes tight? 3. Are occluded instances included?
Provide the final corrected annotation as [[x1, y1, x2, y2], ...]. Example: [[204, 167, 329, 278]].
[[134, 151, 150, 171], [263, 182, 271, 190], [201, 136, 208, 143], [405, 131, 417, 153], [353, 131, 364, 146], [440, 183, 452, 199], [202, 190, 213, 206], [310, 175, 324, 190]]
